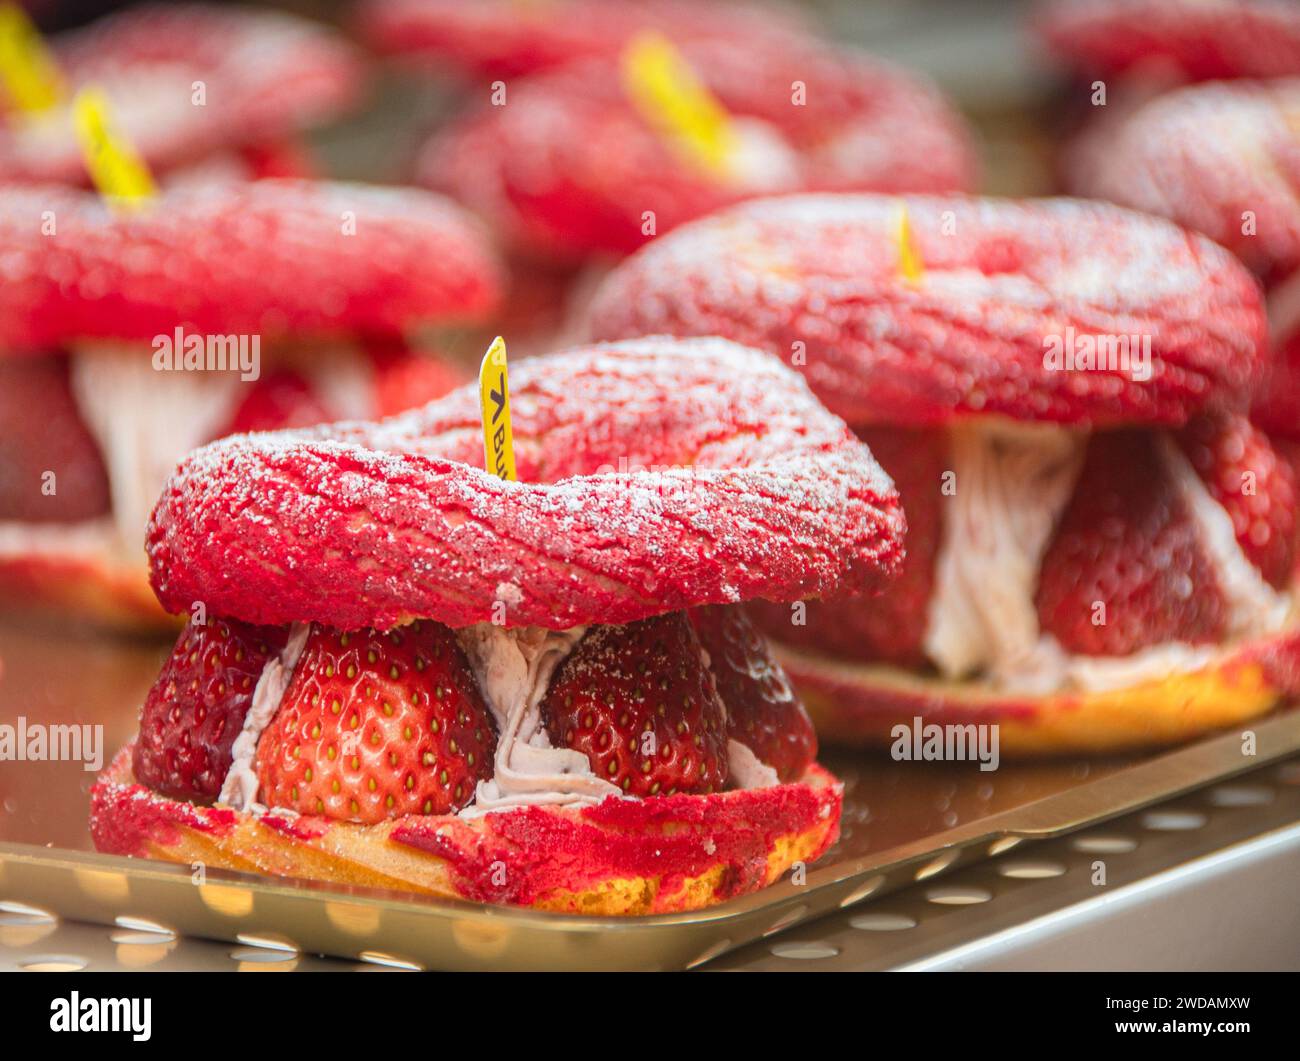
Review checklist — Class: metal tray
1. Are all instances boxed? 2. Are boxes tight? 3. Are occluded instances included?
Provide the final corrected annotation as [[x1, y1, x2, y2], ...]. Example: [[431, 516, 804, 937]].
[[2, 620, 1298, 971]]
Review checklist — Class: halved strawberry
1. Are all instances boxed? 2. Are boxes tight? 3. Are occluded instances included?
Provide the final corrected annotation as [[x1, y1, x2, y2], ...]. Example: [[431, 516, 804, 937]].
[[540, 614, 728, 797], [216, 369, 333, 438], [689, 604, 816, 782], [752, 426, 945, 666], [1036, 430, 1227, 656], [133, 618, 289, 802], [0, 354, 110, 522], [255, 621, 496, 822], [1176, 413, 1298, 589]]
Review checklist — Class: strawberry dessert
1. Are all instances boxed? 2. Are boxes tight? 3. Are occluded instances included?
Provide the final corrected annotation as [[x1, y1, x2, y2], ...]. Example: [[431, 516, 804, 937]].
[[417, 37, 976, 266], [359, 0, 812, 81], [0, 179, 501, 628], [90, 337, 904, 914], [0, 3, 362, 186], [588, 194, 1300, 753], [1035, 0, 1300, 84], [1063, 79, 1300, 439]]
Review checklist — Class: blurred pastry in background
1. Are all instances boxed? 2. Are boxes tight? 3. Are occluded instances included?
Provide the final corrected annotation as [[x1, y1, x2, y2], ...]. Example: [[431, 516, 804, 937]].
[[1034, 0, 1300, 87], [0, 2, 363, 185], [0, 179, 502, 629], [420, 37, 977, 267], [1062, 78, 1300, 441], [589, 193, 1300, 753], [358, 0, 812, 82]]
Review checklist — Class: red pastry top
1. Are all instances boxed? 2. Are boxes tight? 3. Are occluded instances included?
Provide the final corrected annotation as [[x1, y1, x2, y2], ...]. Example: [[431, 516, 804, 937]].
[[0, 3, 362, 184], [586, 194, 1268, 428], [359, 0, 810, 80], [0, 180, 503, 352], [1066, 79, 1300, 287], [1035, 0, 1300, 81], [145, 337, 905, 631], [419, 40, 976, 261]]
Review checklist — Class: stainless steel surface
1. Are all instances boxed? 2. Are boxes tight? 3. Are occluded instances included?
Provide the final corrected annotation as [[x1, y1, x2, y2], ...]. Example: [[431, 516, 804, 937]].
[[5, 608, 1299, 970], [5, 757, 1296, 971], [709, 758, 1300, 971]]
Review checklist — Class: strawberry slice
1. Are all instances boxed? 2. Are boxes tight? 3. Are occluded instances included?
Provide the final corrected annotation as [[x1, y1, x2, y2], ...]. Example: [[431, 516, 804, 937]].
[[1036, 430, 1227, 656], [1176, 413, 1298, 589], [256, 621, 496, 822], [689, 605, 816, 782], [217, 369, 334, 438], [133, 618, 289, 802], [540, 614, 728, 797], [753, 426, 945, 666], [0, 354, 110, 522]]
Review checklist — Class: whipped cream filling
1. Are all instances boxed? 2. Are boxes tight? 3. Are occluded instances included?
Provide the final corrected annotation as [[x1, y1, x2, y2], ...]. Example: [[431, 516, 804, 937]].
[[455, 623, 623, 818], [726, 738, 779, 789], [924, 421, 1086, 688], [922, 423, 1294, 695], [213, 618, 786, 819], [219, 622, 311, 812], [71, 345, 243, 556]]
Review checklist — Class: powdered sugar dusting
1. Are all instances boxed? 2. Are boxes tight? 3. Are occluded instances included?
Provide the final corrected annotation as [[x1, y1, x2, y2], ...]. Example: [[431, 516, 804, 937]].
[[146, 337, 905, 631]]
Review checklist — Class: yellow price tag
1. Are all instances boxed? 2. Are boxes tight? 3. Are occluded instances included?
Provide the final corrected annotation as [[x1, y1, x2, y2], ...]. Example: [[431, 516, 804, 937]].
[[73, 86, 156, 209], [621, 32, 737, 180], [896, 203, 925, 284], [479, 336, 517, 483], [0, 2, 62, 114]]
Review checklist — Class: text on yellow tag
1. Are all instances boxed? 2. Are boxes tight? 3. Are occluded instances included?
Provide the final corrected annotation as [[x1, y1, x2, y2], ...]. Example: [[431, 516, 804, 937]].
[[479, 336, 518, 483]]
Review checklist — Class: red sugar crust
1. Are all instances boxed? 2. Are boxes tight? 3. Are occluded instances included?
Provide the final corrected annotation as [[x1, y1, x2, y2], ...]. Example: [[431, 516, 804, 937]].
[[360, 0, 811, 80], [779, 623, 1300, 754], [90, 745, 842, 914], [420, 40, 975, 262], [586, 193, 1269, 427], [1034, 0, 1300, 81], [1065, 80, 1300, 287], [146, 337, 905, 631], [0, 4, 362, 185], [0, 181, 503, 351]]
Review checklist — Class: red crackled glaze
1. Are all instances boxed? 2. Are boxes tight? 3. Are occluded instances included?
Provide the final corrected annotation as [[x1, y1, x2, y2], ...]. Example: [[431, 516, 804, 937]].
[[146, 338, 905, 631], [0, 181, 502, 352], [0, 4, 361, 185], [421, 40, 974, 261], [587, 194, 1268, 427], [391, 769, 840, 907], [1035, 0, 1300, 81], [360, 0, 812, 80], [91, 750, 238, 857]]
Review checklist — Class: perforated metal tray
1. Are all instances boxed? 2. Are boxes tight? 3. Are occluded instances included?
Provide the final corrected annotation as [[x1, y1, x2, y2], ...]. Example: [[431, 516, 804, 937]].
[[3, 622, 1299, 970]]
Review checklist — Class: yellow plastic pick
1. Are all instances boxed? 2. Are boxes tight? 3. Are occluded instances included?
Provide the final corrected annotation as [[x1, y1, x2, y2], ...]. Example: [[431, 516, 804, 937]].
[[621, 31, 737, 180], [0, 2, 63, 114], [896, 202, 925, 284], [72, 86, 156, 210], [479, 336, 518, 483]]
